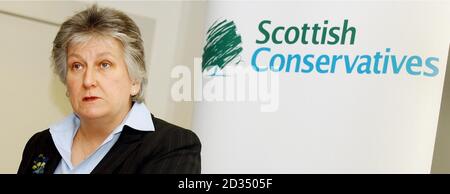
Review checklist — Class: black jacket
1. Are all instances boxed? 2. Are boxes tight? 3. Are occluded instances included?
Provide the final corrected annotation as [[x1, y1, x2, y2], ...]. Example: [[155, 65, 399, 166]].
[[17, 115, 201, 174]]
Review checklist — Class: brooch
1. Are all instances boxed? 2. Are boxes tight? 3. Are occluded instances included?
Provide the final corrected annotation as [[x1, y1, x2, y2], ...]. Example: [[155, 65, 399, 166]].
[[32, 154, 49, 174]]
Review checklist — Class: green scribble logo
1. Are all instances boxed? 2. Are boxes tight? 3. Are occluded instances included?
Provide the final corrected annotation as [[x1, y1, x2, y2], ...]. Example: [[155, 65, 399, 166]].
[[202, 19, 243, 76]]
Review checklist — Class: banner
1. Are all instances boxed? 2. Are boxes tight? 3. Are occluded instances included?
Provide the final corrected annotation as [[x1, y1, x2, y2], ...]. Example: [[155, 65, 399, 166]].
[[193, 1, 450, 173]]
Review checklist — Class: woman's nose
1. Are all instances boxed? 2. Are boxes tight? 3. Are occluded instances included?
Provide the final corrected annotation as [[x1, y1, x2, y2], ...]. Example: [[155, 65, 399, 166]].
[[83, 67, 97, 88]]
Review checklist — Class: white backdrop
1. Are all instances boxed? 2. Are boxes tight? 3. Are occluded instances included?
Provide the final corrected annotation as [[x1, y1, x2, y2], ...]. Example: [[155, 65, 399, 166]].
[[194, 1, 450, 173]]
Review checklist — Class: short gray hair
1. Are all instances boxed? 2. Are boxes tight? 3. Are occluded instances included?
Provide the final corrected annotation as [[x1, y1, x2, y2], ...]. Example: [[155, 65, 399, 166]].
[[52, 4, 147, 102]]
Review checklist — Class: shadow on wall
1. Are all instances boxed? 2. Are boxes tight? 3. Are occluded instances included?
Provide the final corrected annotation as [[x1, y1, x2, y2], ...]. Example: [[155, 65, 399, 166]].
[[432, 44, 450, 173], [132, 14, 156, 103]]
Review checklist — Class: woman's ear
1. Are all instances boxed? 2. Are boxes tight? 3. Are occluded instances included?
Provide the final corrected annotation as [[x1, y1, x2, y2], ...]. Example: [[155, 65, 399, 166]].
[[131, 81, 141, 96]]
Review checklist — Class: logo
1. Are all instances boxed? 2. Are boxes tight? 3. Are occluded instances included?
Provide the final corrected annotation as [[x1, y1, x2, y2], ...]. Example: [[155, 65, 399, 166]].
[[171, 18, 279, 112], [32, 154, 48, 174], [202, 19, 243, 76], [251, 19, 440, 77]]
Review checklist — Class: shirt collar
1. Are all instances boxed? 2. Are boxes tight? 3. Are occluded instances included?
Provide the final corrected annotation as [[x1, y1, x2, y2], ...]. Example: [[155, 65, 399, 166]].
[[123, 102, 155, 132], [49, 102, 155, 134]]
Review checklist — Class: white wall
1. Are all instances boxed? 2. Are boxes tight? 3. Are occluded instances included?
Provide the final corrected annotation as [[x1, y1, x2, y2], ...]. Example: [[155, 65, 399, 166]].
[[195, 1, 450, 173], [0, 0, 206, 173], [0, 6, 65, 174]]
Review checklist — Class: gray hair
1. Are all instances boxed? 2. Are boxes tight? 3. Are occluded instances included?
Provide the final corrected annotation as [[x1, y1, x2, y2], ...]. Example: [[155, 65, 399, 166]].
[[52, 4, 147, 102]]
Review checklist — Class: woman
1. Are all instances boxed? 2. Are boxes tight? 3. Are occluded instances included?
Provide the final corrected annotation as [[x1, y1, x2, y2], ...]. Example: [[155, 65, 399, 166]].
[[17, 5, 201, 174]]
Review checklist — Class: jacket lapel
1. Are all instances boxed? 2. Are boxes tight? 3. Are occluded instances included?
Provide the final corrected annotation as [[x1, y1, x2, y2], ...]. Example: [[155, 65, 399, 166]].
[[91, 126, 149, 173], [43, 152, 62, 174]]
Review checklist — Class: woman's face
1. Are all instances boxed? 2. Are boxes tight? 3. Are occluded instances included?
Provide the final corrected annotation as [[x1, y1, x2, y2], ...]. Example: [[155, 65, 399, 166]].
[[66, 36, 140, 121]]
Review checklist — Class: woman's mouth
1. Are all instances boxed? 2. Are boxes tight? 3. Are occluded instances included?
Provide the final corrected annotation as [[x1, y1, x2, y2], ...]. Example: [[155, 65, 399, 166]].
[[82, 96, 100, 102]]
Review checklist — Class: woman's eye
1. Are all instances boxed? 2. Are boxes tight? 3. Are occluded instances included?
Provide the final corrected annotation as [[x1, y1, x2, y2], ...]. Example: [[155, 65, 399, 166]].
[[72, 63, 83, 71], [100, 62, 111, 69]]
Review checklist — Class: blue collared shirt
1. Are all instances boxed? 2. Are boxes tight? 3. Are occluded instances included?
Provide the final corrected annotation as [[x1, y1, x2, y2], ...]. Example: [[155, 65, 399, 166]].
[[49, 102, 155, 174]]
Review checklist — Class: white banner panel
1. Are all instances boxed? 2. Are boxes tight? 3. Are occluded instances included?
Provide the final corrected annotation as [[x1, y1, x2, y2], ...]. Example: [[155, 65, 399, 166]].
[[193, 1, 450, 173]]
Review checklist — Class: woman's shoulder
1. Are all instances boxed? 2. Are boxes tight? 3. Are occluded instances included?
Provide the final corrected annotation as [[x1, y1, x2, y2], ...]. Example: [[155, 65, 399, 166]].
[[21, 129, 56, 159], [18, 129, 58, 174], [24, 129, 53, 147], [151, 115, 200, 140], [133, 116, 202, 173], [139, 115, 201, 151]]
